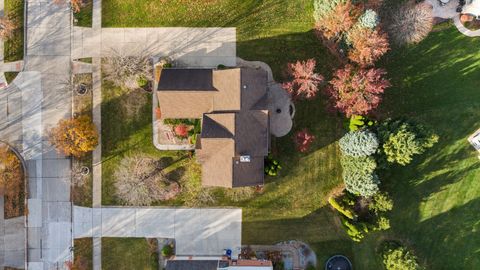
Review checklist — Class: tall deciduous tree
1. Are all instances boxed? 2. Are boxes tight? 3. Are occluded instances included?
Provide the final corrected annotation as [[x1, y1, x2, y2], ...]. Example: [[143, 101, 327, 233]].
[[377, 119, 438, 165], [327, 64, 390, 117], [114, 155, 180, 205], [348, 27, 389, 66], [49, 116, 99, 158], [102, 49, 152, 90], [283, 59, 324, 100]]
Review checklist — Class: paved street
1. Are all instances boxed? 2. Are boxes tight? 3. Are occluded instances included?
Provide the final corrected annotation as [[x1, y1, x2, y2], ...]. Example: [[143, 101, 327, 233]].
[[73, 207, 242, 256]]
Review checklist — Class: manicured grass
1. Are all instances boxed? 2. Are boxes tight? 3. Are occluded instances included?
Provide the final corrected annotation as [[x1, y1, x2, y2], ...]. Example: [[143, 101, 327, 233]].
[[100, 2, 480, 269], [102, 238, 158, 270], [4, 0, 24, 62], [74, 0, 93, 27], [5, 72, 18, 84], [74, 238, 93, 270], [362, 25, 480, 269], [101, 81, 189, 205]]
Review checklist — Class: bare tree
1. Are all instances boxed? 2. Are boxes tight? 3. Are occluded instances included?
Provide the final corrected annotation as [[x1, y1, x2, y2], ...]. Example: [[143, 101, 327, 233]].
[[102, 49, 153, 90], [114, 155, 180, 205], [386, 1, 433, 45], [0, 17, 15, 39]]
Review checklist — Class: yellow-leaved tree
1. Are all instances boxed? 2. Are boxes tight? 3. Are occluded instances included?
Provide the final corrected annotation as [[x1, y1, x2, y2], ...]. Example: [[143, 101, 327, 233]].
[[49, 115, 99, 158]]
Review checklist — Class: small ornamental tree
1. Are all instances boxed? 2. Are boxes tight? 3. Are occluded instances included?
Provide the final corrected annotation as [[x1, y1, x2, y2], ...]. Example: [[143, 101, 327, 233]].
[[386, 2, 433, 45], [339, 130, 379, 157], [0, 17, 15, 39], [348, 27, 389, 66], [316, 0, 361, 39], [49, 116, 99, 158], [382, 243, 424, 270], [377, 119, 439, 166], [294, 129, 316, 153], [283, 59, 324, 100], [327, 65, 391, 117], [369, 192, 394, 213]]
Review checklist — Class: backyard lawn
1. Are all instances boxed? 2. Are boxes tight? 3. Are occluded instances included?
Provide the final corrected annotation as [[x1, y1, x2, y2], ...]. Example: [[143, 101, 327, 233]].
[[100, 1, 480, 269], [102, 238, 158, 270]]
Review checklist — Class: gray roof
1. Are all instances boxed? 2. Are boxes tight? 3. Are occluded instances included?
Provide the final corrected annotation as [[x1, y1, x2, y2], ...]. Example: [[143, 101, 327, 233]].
[[166, 260, 219, 270], [157, 69, 215, 91]]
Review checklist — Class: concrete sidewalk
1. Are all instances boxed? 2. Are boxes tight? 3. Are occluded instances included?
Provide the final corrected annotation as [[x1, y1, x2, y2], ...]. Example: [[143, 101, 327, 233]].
[[73, 207, 242, 256]]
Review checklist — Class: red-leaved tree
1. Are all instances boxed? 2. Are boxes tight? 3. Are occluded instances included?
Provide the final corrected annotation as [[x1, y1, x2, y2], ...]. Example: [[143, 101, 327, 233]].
[[283, 59, 324, 100], [348, 27, 389, 66], [295, 129, 315, 153], [327, 65, 391, 117]]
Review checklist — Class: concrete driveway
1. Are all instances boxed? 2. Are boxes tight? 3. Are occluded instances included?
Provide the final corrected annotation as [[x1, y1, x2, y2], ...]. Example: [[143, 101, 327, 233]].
[[73, 207, 242, 256]]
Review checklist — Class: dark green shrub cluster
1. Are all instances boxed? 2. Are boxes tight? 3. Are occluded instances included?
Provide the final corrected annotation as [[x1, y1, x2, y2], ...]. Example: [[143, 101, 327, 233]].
[[264, 154, 282, 176], [161, 244, 174, 257]]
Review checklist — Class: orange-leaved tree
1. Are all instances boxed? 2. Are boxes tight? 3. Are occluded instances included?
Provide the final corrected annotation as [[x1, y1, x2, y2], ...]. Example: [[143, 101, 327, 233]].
[[49, 115, 99, 158], [316, 0, 361, 40], [348, 27, 389, 66], [283, 58, 324, 100]]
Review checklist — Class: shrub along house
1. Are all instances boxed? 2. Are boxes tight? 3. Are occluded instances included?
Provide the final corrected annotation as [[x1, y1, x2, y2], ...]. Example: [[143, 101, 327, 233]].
[[156, 68, 270, 188]]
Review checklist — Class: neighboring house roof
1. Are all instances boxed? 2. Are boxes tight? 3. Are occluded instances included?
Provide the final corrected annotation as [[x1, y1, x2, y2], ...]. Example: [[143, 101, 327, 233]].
[[156, 67, 269, 188], [166, 259, 273, 270], [166, 260, 219, 270], [463, 0, 480, 17]]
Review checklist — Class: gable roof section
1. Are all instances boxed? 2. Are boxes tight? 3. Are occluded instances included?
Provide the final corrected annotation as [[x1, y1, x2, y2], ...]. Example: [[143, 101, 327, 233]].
[[212, 69, 242, 111], [202, 113, 236, 138], [196, 138, 235, 188], [240, 68, 268, 110], [157, 91, 214, 119], [235, 110, 269, 157], [157, 69, 215, 91]]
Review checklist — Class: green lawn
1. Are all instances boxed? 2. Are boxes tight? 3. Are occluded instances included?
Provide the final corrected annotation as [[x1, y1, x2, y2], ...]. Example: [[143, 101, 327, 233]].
[[100, 1, 480, 269], [102, 238, 158, 270], [74, 0, 93, 27], [364, 25, 480, 269], [74, 238, 93, 270], [4, 0, 24, 62]]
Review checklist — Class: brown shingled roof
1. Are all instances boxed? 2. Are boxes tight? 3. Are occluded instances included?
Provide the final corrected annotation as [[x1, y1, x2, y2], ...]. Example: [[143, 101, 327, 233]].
[[156, 67, 270, 188]]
